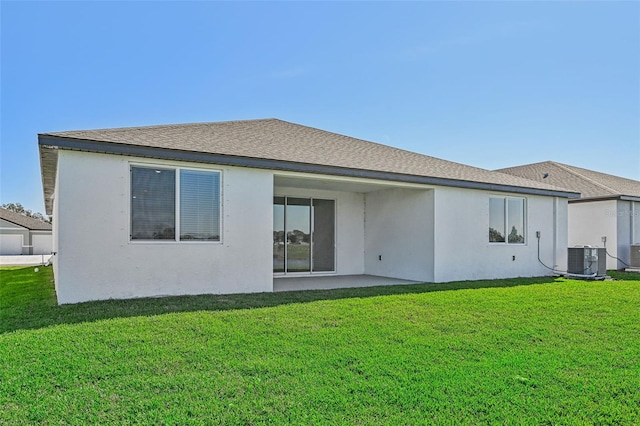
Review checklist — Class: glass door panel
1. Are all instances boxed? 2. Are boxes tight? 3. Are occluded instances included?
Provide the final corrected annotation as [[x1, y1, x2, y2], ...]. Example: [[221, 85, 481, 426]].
[[312, 199, 335, 272], [286, 198, 311, 273], [273, 197, 285, 273]]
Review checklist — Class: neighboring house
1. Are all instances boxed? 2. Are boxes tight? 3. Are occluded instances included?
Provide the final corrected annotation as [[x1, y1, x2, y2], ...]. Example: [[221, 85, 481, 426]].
[[39, 119, 578, 304], [498, 161, 640, 269], [0, 208, 52, 255]]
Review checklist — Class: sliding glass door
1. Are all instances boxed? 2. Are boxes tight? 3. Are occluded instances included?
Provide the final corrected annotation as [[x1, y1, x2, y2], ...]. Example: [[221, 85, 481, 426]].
[[273, 197, 335, 274]]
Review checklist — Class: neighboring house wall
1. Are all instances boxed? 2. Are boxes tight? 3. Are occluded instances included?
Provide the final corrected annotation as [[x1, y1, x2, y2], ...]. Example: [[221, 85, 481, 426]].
[[54, 150, 273, 304], [432, 187, 567, 282], [0, 217, 52, 255], [32, 232, 53, 255], [616, 200, 640, 268], [364, 188, 435, 282], [0, 219, 29, 255], [568, 200, 618, 269]]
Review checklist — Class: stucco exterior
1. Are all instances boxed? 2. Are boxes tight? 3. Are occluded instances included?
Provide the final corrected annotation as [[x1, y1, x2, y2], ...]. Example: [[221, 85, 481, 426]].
[[48, 149, 570, 304], [432, 187, 568, 282], [54, 150, 273, 304], [568, 200, 640, 269]]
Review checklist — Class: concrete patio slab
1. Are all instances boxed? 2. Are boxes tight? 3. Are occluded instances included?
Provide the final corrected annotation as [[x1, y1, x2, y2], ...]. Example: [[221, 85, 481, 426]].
[[273, 274, 421, 292]]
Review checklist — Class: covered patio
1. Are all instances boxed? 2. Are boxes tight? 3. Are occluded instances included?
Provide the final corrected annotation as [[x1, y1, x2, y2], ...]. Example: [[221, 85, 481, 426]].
[[273, 274, 421, 292]]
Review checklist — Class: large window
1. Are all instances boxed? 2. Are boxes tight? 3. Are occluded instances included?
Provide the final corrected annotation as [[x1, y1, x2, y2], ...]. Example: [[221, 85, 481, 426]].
[[489, 196, 525, 244], [131, 165, 221, 241]]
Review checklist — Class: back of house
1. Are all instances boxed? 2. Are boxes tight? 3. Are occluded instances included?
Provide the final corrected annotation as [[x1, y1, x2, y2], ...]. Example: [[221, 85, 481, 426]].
[[39, 119, 578, 304]]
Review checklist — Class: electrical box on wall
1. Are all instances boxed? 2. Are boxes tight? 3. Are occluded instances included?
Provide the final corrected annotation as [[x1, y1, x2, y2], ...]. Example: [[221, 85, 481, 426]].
[[567, 247, 606, 276]]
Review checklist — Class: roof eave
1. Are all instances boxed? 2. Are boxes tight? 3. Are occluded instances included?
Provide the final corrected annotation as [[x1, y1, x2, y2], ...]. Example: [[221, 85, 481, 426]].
[[569, 195, 640, 203], [38, 134, 580, 200]]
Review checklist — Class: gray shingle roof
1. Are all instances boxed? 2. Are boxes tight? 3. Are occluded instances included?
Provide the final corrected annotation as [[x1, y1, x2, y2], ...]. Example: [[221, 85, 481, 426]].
[[0, 208, 52, 231], [39, 119, 578, 214], [498, 161, 640, 200]]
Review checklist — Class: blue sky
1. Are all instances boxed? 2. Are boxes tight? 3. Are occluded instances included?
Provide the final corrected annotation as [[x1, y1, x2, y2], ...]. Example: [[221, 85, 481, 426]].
[[1, 1, 638, 215]]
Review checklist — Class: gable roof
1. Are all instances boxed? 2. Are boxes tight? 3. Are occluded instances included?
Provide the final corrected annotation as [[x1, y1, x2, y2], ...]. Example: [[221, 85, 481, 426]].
[[497, 161, 640, 201], [38, 118, 578, 214], [0, 208, 52, 231]]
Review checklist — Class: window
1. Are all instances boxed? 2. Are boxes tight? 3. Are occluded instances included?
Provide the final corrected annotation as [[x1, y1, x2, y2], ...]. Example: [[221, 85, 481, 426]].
[[131, 165, 221, 241], [489, 196, 525, 244]]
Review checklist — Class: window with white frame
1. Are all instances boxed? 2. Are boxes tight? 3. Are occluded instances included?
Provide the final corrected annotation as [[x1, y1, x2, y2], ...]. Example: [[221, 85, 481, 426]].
[[131, 165, 221, 241], [489, 196, 525, 244]]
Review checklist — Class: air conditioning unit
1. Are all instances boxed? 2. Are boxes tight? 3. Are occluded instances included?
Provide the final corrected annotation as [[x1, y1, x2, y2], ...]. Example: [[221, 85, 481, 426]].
[[567, 247, 606, 276], [630, 244, 640, 268]]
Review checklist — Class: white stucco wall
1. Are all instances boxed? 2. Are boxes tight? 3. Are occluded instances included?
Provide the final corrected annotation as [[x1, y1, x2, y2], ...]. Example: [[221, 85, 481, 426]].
[[432, 187, 567, 282], [364, 188, 434, 282], [568, 200, 617, 269], [54, 150, 273, 304], [274, 186, 365, 276], [31, 232, 53, 255], [0, 219, 28, 255]]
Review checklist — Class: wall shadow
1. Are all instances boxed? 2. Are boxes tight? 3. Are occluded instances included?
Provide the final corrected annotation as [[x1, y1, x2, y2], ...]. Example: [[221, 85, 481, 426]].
[[1, 266, 559, 334]]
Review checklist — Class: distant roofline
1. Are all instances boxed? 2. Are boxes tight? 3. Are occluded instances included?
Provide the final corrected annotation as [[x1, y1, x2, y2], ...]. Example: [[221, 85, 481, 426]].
[[569, 195, 640, 204], [0, 208, 52, 230], [39, 134, 581, 204]]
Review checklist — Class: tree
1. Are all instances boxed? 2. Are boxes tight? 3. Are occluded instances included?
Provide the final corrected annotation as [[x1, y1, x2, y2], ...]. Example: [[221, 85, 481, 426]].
[[508, 226, 524, 244], [489, 227, 505, 242], [0, 202, 50, 223]]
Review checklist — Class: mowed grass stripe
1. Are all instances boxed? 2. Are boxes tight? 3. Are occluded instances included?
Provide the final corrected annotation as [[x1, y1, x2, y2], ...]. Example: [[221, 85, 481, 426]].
[[1, 266, 639, 424]]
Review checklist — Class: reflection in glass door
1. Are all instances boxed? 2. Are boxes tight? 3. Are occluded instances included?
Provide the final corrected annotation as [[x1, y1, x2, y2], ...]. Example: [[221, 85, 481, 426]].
[[273, 197, 285, 273], [286, 198, 311, 273], [273, 197, 335, 274]]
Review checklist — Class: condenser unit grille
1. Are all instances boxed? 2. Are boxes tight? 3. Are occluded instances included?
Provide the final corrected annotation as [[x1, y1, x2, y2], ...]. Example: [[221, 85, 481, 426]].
[[567, 247, 606, 276], [631, 244, 640, 268]]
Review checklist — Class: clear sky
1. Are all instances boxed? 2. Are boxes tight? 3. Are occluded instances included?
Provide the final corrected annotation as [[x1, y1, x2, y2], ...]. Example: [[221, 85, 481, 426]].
[[1, 1, 638, 216]]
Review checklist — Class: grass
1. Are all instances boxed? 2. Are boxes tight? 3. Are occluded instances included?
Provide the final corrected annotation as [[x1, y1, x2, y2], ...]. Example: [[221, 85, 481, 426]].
[[1, 266, 639, 424]]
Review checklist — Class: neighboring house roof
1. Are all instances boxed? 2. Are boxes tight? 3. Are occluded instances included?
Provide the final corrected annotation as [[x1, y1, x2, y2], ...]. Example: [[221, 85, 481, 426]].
[[498, 161, 640, 202], [0, 208, 52, 231], [39, 118, 578, 214]]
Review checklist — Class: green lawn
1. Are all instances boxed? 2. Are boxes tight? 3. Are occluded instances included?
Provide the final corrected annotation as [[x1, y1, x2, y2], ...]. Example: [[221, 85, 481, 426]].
[[1, 266, 639, 424]]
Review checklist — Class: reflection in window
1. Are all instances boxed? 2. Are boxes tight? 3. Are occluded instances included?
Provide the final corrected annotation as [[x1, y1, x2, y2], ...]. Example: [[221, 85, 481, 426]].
[[273, 197, 335, 273], [489, 196, 525, 244]]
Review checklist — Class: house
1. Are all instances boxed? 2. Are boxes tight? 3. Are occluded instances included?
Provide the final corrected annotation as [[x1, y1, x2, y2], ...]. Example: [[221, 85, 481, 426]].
[[0, 208, 52, 255], [38, 119, 578, 304], [498, 161, 640, 269]]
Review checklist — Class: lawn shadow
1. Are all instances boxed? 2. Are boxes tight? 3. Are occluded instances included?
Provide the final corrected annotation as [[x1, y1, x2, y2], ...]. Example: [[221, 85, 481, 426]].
[[1, 266, 559, 334]]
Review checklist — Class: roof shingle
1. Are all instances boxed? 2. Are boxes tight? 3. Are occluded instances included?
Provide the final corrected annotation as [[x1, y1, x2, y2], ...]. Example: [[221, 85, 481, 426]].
[[39, 119, 579, 214], [498, 161, 640, 200], [0, 208, 52, 230]]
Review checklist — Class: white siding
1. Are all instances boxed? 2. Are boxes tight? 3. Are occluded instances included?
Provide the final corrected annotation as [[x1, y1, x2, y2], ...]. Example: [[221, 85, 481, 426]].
[[0, 234, 23, 255], [364, 188, 434, 282], [568, 200, 617, 269], [55, 150, 273, 304], [432, 187, 567, 282], [0, 219, 28, 255], [32, 233, 52, 255]]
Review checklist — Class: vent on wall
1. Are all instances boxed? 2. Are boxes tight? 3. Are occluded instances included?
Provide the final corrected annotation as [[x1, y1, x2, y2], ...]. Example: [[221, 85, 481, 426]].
[[568, 247, 606, 276], [631, 244, 640, 268]]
